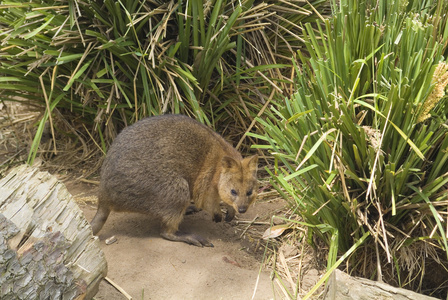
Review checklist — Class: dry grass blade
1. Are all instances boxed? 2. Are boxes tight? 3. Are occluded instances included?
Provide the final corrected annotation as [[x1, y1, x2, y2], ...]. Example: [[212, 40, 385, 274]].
[[278, 249, 297, 294], [104, 276, 133, 300]]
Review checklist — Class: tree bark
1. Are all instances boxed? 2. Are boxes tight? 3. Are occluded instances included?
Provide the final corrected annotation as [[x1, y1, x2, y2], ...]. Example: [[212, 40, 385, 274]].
[[0, 165, 107, 300]]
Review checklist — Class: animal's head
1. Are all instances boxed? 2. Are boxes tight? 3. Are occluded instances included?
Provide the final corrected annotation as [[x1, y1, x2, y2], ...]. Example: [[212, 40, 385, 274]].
[[218, 155, 258, 214]]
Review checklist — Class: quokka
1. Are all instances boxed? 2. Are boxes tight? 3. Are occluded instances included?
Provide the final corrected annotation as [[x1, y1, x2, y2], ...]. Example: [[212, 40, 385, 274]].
[[90, 114, 258, 247]]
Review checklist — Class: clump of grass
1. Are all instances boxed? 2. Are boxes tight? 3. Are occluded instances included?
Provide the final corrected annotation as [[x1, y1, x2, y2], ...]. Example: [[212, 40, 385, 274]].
[[257, 0, 448, 297], [0, 0, 328, 168]]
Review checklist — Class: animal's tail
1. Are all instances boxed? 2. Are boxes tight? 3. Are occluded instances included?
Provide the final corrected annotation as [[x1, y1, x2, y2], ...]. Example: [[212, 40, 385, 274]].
[[90, 198, 111, 235]]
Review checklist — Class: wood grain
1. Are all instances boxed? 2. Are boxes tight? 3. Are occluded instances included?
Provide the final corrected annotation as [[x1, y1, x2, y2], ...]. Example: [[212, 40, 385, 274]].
[[0, 165, 107, 299]]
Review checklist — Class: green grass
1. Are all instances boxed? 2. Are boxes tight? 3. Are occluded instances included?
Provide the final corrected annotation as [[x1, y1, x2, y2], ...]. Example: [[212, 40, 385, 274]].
[[4, 0, 448, 296], [259, 0, 448, 297], [0, 0, 328, 165]]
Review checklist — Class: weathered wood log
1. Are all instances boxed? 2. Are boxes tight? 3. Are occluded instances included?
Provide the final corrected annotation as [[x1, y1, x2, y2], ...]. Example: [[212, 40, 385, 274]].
[[0, 165, 107, 299], [324, 269, 438, 300]]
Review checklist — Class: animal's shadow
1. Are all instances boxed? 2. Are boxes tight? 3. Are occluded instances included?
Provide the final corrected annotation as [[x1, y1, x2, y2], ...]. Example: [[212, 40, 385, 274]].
[[95, 209, 232, 243]]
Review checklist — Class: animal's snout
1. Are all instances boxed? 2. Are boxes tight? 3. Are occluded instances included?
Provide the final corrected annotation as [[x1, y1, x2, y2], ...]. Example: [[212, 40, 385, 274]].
[[238, 206, 248, 214]]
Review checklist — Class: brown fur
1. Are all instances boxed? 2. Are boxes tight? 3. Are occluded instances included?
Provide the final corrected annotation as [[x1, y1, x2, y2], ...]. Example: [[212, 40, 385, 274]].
[[90, 114, 258, 247]]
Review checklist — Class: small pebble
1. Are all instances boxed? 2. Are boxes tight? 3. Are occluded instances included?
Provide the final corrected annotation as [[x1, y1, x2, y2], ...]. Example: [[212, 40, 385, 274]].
[[105, 236, 117, 245]]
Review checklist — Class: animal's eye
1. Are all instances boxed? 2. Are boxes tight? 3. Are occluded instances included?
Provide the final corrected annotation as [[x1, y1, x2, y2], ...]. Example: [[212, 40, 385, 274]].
[[231, 189, 238, 196], [246, 189, 253, 196]]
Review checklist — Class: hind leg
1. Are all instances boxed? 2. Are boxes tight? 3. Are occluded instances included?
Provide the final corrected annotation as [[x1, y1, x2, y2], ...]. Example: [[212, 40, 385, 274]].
[[90, 202, 111, 235], [159, 178, 213, 247], [160, 213, 214, 247]]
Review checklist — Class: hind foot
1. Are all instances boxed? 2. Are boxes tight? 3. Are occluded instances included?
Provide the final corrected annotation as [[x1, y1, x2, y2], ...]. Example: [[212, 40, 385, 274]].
[[160, 231, 214, 247]]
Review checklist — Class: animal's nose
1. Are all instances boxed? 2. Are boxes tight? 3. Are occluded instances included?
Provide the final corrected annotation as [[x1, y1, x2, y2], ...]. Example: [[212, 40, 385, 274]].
[[238, 206, 247, 214]]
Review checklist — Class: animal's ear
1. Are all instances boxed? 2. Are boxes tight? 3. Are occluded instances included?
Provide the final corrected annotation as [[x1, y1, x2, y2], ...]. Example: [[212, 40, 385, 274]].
[[243, 155, 258, 174], [221, 156, 239, 170]]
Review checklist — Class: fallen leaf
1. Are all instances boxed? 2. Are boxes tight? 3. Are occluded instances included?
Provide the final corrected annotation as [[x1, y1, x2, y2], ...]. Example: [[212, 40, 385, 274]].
[[262, 224, 291, 240], [222, 256, 241, 267]]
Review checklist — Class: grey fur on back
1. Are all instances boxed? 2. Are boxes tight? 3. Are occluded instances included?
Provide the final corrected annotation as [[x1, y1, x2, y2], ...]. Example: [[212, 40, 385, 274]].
[[99, 114, 240, 213]]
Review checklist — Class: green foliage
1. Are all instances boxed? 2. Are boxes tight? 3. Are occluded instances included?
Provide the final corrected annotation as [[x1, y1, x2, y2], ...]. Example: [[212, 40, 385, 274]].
[[259, 0, 448, 295], [0, 0, 327, 164]]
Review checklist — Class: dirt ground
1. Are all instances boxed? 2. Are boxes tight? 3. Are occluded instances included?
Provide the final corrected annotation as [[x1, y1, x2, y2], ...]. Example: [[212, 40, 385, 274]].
[[0, 103, 324, 300], [67, 181, 290, 300]]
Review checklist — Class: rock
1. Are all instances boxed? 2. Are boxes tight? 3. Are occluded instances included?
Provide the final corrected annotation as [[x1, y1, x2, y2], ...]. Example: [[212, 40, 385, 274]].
[[324, 269, 438, 300]]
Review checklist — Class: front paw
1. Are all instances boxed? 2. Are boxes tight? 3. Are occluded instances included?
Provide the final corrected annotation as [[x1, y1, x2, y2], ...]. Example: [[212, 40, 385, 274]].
[[213, 213, 222, 222], [225, 207, 235, 222], [186, 205, 200, 215]]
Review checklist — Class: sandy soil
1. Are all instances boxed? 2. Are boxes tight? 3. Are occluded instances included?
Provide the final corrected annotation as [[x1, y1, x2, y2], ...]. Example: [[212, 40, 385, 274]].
[[68, 182, 287, 300], [1, 103, 323, 300]]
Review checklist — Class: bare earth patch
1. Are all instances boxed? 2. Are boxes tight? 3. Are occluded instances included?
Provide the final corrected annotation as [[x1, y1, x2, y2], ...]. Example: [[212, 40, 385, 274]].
[[69, 181, 288, 300], [1, 103, 324, 299]]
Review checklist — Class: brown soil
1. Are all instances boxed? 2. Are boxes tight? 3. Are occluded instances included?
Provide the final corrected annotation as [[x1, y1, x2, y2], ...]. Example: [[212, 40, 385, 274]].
[[1, 103, 324, 299], [68, 181, 288, 300]]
